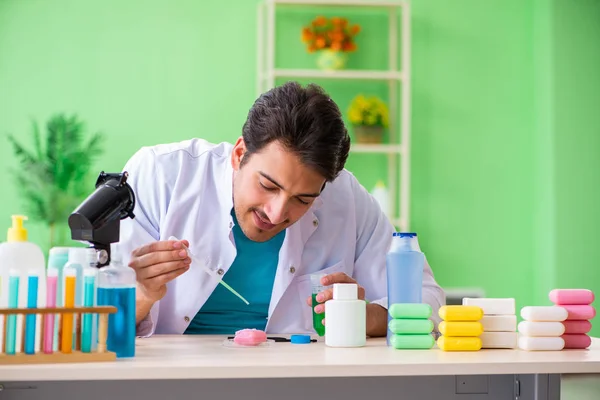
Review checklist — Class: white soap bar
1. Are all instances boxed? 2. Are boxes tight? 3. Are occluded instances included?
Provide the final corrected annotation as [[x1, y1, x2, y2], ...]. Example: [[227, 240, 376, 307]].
[[481, 315, 517, 332], [518, 336, 565, 351], [518, 321, 565, 337], [521, 306, 567, 322], [463, 298, 515, 315], [480, 332, 517, 349]]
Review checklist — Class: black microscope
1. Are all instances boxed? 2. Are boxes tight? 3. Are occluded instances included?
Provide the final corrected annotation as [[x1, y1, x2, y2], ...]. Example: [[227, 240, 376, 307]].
[[68, 171, 136, 267]]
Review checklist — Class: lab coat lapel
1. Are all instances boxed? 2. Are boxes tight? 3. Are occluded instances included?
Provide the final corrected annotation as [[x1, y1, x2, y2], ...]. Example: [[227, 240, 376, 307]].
[[176, 156, 237, 330]]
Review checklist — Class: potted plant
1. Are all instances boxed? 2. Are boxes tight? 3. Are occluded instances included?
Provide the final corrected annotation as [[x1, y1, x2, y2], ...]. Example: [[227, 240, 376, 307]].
[[301, 16, 360, 71], [348, 94, 389, 144], [6, 113, 104, 250]]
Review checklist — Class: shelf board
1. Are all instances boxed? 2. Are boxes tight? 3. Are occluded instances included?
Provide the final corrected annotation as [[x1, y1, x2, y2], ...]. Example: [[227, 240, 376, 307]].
[[271, 0, 407, 7], [350, 144, 404, 154], [273, 69, 404, 81]]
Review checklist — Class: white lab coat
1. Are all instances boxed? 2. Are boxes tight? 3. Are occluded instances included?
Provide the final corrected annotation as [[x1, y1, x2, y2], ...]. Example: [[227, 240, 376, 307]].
[[114, 139, 445, 336]]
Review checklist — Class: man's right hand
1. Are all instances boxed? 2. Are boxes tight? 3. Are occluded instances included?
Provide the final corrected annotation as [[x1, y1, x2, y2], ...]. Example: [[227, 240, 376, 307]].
[[129, 239, 192, 304]]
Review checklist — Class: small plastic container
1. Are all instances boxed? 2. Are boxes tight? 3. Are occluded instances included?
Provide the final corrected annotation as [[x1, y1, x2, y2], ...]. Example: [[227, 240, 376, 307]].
[[325, 283, 366, 348], [97, 246, 136, 358]]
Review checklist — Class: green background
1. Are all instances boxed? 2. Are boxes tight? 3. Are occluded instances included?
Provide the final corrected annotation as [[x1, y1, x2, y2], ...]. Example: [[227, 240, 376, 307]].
[[0, 0, 598, 334]]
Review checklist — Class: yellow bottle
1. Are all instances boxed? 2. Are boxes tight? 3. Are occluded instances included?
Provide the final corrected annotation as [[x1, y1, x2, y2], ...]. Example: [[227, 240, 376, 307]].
[[439, 321, 483, 337], [439, 305, 483, 322], [437, 336, 482, 351]]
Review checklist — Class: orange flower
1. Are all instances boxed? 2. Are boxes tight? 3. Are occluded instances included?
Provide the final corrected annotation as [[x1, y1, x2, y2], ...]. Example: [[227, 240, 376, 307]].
[[301, 16, 360, 53], [342, 41, 357, 52], [330, 41, 342, 51], [315, 36, 326, 49], [302, 27, 313, 42], [329, 31, 344, 42], [312, 16, 327, 27]]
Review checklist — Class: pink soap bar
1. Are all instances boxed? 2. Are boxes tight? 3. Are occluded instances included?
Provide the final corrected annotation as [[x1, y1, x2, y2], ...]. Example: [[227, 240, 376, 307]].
[[233, 329, 267, 346], [562, 334, 592, 349], [550, 289, 594, 305], [561, 305, 596, 320], [563, 320, 592, 334]]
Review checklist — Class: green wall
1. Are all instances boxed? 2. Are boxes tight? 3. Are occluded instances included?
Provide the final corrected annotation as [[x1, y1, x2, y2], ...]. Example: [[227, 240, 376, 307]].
[[409, 1, 536, 315], [1, 0, 598, 334], [552, 1, 600, 329]]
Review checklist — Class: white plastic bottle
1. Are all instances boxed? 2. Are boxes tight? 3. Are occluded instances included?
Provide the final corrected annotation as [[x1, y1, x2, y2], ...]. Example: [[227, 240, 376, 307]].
[[325, 283, 366, 347], [0, 215, 46, 352], [371, 180, 390, 218]]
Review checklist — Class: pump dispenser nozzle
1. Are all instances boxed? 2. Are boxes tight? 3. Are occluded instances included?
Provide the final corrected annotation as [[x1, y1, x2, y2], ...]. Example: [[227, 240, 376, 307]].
[[7, 215, 28, 242]]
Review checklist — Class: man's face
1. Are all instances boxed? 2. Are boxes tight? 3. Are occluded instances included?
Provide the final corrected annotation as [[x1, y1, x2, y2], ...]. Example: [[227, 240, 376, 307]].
[[231, 138, 326, 242]]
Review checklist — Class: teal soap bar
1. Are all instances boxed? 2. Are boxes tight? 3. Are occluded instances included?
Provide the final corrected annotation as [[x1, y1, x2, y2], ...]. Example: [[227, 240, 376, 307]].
[[390, 334, 435, 349], [389, 318, 434, 334], [389, 303, 432, 319]]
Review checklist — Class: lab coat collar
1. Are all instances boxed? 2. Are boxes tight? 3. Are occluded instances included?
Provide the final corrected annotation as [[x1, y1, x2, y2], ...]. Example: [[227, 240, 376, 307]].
[[221, 152, 235, 219]]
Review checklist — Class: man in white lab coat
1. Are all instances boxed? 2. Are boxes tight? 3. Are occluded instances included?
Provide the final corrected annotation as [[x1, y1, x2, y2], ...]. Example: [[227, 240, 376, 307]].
[[116, 81, 445, 337]]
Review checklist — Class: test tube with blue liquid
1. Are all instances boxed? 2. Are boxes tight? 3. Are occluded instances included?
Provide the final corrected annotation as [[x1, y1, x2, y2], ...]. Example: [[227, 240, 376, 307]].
[[97, 246, 136, 358], [81, 268, 97, 353], [5, 270, 19, 355], [25, 271, 39, 354]]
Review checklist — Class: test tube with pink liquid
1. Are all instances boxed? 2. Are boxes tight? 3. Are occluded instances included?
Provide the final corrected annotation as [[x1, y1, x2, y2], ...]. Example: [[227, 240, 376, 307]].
[[43, 268, 58, 354]]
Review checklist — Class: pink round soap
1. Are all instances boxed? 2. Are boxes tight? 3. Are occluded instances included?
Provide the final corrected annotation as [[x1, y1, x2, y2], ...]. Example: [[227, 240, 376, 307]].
[[233, 329, 267, 346], [561, 305, 596, 320], [549, 289, 594, 305], [562, 334, 591, 349], [563, 320, 592, 334]]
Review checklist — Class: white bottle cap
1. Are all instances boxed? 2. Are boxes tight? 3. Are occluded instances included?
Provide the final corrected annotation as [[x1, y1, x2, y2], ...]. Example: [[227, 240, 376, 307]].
[[68, 247, 89, 266], [333, 283, 358, 300]]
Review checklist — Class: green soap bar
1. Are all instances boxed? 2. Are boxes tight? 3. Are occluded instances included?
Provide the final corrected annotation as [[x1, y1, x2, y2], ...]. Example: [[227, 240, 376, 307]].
[[389, 318, 433, 334], [390, 334, 435, 349], [389, 303, 432, 319]]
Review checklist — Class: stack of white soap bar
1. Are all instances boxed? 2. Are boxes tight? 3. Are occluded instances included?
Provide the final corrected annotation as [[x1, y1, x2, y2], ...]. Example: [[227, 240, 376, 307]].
[[518, 306, 568, 351], [462, 298, 517, 348]]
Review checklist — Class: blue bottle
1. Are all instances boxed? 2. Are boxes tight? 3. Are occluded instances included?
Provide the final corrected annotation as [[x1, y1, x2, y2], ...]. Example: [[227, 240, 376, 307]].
[[96, 246, 136, 358], [386, 232, 425, 344]]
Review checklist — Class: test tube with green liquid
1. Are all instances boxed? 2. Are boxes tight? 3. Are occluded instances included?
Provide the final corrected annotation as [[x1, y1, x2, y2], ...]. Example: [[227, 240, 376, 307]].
[[310, 273, 327, 336]]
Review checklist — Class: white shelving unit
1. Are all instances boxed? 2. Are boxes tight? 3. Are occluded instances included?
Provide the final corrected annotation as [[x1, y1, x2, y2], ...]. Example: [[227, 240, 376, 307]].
[[256, 0, 411, 231]]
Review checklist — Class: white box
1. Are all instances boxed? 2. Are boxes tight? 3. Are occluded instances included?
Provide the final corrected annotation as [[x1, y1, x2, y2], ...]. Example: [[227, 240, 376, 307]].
[[463, 298, 515, 315], [481, 315, 517, 332], [480, 331, 518, 349]]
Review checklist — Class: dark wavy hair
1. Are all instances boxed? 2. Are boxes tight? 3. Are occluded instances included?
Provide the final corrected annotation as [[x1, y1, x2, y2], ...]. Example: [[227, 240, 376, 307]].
[[241, 81, 350, 182]]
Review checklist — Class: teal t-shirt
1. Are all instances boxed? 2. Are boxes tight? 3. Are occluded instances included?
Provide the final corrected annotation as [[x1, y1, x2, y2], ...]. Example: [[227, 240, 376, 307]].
[[184, 211, 285, 334]]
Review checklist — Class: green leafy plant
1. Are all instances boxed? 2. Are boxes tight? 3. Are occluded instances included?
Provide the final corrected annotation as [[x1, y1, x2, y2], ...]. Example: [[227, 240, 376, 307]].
[[6, 113, 104, 247]]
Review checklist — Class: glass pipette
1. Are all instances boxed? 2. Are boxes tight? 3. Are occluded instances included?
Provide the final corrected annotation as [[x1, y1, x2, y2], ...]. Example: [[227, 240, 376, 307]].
[[168, 236, 249, 305]]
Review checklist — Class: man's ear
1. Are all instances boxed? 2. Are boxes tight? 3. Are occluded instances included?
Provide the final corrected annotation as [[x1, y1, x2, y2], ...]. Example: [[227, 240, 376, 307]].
[[231, 137, 246, 171]]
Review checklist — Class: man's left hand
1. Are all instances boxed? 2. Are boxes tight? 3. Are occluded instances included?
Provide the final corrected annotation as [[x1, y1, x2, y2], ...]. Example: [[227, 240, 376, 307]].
[[305, 272, 365, 314], [305, 272, 387, 337]]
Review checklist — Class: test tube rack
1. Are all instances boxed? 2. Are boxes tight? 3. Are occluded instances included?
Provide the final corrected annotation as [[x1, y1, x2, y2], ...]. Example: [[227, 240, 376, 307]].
[[0, 306, 117, 365]]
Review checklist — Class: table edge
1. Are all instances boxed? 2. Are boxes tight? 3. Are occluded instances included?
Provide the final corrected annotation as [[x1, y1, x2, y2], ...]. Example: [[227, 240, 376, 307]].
[[3, 362, 600, 381]]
